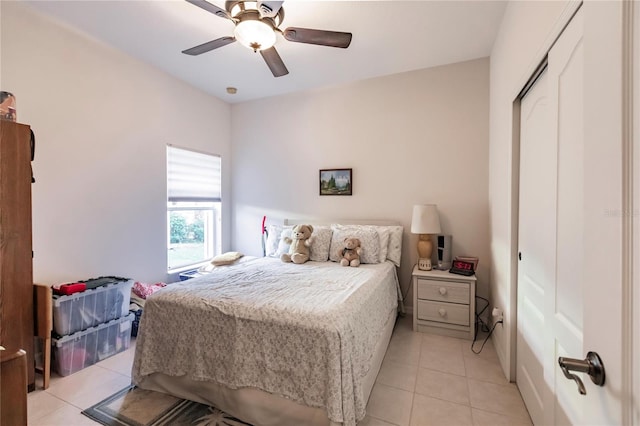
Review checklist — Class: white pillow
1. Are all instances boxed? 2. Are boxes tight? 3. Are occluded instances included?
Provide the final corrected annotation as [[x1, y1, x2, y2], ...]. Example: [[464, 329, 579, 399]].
[[376, 227, 390, 263], [265, 225, 293, 257], [361, 225, 404, 266], [275, 228, 293, 257], [385, 225, 403, 266], [329, 225, 380, 264], [309, 226, 333, 261], [265, 225, 296, 257], [265, 224, 283, 257]]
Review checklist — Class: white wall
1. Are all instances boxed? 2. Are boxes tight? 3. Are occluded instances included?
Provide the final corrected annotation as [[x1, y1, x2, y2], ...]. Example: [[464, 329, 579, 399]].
[[488, 0, 576, 377], [1, 2, 232, 285], [231, 58, 491, 307], [1, 2, 490, 312]]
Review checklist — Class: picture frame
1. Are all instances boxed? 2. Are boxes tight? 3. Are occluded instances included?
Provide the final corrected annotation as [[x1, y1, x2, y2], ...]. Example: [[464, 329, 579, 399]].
[[319, 168, 352, 196]]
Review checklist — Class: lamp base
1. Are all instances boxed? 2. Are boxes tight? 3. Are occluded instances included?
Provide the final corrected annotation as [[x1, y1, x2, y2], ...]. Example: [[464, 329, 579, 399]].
[[418, 258, 432, 271]]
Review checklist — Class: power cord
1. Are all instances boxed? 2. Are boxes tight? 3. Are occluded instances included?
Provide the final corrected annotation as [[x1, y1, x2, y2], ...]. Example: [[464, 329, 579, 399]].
[[471, 295, 502, 354], [402, 275, 412, 303], [475, 296, 491, 333]]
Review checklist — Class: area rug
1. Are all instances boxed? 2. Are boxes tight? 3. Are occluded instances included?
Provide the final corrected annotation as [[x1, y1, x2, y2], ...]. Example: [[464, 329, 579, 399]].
[[81, 385, 252, 426]]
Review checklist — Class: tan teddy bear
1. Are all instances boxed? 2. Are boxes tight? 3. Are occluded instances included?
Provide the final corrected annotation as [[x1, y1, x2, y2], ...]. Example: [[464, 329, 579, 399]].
[[281, 224, 314, 264], [338, 237, 363, 267]]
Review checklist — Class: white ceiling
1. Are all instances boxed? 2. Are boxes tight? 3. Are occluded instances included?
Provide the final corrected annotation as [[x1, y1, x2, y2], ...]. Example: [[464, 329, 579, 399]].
[[24, 0, 507, 104]]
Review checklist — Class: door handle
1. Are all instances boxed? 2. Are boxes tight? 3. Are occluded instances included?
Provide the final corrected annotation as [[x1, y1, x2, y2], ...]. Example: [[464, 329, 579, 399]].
[[558, 351, 605, 395]]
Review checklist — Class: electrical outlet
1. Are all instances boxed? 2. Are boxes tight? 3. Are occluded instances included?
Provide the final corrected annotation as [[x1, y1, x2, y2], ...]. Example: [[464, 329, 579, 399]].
[[492, 307, 504, 324]]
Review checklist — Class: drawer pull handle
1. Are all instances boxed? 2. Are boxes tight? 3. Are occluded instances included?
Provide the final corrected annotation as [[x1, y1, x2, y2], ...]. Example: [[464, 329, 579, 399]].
[[439, 287, 447, 296], [438, 308, 447, 317]]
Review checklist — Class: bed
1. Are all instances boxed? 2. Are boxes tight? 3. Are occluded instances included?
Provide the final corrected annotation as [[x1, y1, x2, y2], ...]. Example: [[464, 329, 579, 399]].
[[132, 221, 403, 426]]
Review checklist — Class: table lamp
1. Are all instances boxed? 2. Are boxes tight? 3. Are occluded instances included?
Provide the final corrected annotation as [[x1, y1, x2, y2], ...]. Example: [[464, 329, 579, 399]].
[[411, 204, 442, 270]]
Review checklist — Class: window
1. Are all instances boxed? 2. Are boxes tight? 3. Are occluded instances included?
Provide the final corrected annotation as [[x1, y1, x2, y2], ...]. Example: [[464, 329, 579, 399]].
[[167, 146, 221, 271]]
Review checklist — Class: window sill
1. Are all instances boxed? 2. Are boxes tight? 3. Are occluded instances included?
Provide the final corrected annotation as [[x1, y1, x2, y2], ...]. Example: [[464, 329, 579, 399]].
[[168, 261, 211, 275]]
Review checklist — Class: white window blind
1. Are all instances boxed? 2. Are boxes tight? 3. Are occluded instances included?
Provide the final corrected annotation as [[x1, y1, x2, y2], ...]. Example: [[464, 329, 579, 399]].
[[167, 146, 221, 202]]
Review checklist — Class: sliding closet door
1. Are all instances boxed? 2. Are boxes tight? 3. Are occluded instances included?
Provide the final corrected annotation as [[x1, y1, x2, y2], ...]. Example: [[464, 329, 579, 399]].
[[517, 9, 585, 425], [517, 4, 629, 423], [543, 8, 585, 424], [516, 69, 552, 426]]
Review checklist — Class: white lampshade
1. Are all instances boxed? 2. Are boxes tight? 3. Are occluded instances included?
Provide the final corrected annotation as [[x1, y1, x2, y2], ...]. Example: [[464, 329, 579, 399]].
[[234, 19, 276, 51], [411, 204, 442, 234]]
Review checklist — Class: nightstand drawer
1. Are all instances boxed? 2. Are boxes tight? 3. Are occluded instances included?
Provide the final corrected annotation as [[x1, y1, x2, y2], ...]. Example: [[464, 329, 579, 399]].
[[417, 279, 469, 305], [417, 300, 469, 326]]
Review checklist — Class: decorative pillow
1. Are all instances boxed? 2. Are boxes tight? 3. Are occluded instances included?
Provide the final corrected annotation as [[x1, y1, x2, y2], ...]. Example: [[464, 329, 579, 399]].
[[385, 225, 403, 266], [309, 226, 333, 261], [211, 251, 244, 266], [265, 225, 292, 257], [329, 225, 380, 264]]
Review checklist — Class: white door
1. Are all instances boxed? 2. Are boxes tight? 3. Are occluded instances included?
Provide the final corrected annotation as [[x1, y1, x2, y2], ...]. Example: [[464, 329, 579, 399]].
[[517, 5, 628, 424], [543, 8, 585, 424], [516, 69, 552, 426]]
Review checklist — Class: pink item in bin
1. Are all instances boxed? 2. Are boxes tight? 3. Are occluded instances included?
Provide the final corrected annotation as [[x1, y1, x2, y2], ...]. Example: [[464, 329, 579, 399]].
[[132, 281, 167, 299]]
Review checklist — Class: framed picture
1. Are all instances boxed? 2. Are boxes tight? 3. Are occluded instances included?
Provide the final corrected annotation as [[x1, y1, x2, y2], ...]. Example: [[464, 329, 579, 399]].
[[319, 168, 352, 196]]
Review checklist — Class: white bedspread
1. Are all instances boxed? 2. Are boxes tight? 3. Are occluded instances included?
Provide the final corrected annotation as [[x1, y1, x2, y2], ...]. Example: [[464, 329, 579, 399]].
[[132, 257, 399, 425]]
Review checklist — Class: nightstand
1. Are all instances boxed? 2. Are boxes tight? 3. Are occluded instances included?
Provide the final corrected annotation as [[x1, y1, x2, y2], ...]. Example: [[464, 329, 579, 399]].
[[412, 265, 477, 340]]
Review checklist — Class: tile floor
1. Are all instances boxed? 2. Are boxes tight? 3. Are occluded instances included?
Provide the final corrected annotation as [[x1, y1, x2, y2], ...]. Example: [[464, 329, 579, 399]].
[[27, 315, 532, 426]]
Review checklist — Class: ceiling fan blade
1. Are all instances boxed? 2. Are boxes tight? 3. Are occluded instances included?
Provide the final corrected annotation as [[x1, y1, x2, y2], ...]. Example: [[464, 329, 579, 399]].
[[185, 0, 231, 20], [260, 47, 289, 77], [182, 36, 236, 55], [283, 27, 352, 48]]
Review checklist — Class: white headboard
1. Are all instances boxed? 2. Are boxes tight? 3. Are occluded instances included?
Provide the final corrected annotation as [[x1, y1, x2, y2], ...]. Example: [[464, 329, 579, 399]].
[[284, 218, 401, 226]]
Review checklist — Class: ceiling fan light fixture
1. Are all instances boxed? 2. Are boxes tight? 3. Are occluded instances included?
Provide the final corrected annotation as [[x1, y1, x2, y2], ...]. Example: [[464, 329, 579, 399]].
[[234, 19, 276, 52], [183, 0, 353, 78]]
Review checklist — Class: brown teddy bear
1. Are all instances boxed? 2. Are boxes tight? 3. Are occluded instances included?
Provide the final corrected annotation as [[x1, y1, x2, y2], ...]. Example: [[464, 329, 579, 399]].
[[281, 224, 314, 264], [338, 237, 363, 267]]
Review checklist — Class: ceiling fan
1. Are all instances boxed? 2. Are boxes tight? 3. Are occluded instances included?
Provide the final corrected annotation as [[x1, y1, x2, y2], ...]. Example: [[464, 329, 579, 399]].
[[183, 0, 353, 77]]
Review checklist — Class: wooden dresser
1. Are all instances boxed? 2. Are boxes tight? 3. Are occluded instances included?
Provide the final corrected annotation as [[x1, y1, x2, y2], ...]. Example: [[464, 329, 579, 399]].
[[0, 120, 35, 391], [1, 348, 27, 425]]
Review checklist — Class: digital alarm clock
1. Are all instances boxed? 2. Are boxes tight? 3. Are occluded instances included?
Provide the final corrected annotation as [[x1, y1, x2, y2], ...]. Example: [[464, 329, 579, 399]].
[[449, 259, 476, 276]]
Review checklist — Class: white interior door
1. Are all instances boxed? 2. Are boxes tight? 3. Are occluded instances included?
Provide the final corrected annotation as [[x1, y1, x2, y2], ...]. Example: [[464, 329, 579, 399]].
[[516, 69, 552, 426], [517, 5, 627, 424], [544, 8, 585, 424]]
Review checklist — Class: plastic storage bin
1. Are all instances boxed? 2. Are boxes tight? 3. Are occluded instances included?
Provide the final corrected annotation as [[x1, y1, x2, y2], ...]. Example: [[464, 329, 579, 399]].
[[53, 313, 134, 376], [53, 279, 133, 336]]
